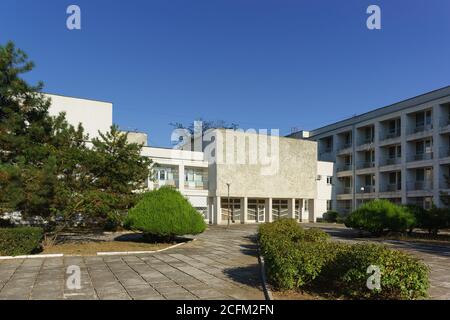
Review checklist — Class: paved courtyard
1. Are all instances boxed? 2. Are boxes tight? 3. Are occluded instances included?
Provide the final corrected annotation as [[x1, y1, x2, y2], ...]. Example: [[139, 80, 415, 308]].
[[0, 225, 264, 300]]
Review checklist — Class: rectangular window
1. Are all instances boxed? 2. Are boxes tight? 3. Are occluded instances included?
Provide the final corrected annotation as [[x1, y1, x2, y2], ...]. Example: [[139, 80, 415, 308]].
[[326, 176, 333, 185], [326, 200, 332, 211]]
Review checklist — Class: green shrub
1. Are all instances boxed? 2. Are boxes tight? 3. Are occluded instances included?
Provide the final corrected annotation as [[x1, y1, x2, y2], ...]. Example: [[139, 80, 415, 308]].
[[323, 211, 339, 223], [407, 205, 450, 235], [125, 187, 207, 238], [259, 219, 332, 290], [0, 227, 43, 256], [346, 200, 416, 235], [259, 219, 430, 299], [328, 243, 429, 300]]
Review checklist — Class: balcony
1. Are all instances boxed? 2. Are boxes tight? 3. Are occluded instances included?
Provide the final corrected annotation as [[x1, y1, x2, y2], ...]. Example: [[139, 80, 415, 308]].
[[337, 164, 352, 172], [407, 124, 433, 139], [357, 185, 375, 193], [439, 117, 450, 130], [337, 143, 352, 154], [337, 187, 353, 195], [407, 180, 433, 191], [356, 161, 375, 170], [319, 150, 334, 162], [440, 147, 450, 159], [381, 184, 401, 192], [154, 179, 178, 189], [381, 157, 401, 166], [408, 152, 433, 162], [380, 130, 401, 143], [184, 180, 208, 190]]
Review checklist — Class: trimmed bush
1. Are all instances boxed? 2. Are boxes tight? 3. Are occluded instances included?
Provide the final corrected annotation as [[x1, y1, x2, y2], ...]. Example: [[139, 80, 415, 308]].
[[406, 205, 449, 235], [259, 219, 332, 290], [345, 200, 416, 235], [258, 219, 430, 299], [125, 187, 207, 238], [323, 211, 339, 223], [327, 243, 429, 300], [0, 227, 43, 256]]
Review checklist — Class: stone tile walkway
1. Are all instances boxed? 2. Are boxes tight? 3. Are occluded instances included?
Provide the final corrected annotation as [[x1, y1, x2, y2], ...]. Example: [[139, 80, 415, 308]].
[[303, 223, 450, 300], [0, 225, 264, 300]]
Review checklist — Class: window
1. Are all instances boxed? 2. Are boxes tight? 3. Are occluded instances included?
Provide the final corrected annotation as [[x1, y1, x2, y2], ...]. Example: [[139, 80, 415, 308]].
[[272, 200, 288, 220], [326, 200, 332, 211], [416, 169, 424, 181], [326, 176, 333, 185], [304, 199, 309, 211]]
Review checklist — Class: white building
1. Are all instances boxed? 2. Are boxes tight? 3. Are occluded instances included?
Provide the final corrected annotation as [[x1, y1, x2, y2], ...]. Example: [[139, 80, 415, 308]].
[[46, 93, 333, 224], [289, 85, 450, 214]]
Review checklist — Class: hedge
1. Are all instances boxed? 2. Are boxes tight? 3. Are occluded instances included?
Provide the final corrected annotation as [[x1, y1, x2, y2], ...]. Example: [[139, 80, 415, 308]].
[[125, 187, 207, 238], [0, 227, 43, 256], [258, 219, 429, 299]]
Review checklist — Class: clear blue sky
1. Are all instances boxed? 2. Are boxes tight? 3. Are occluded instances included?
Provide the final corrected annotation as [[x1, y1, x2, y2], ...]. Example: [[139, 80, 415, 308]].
[[1, 0, 449, 146]]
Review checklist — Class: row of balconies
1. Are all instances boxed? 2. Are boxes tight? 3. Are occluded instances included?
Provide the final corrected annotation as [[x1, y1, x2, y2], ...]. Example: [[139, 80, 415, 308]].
[[323, 117, 450, 154], [336, 180, 436, 195], [336, 148, 450, 173], [154, 179, 209, 190]]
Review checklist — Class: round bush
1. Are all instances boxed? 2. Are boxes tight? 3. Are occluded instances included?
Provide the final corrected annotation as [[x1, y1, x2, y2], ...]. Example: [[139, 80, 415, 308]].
[[125, 187, 207, 238], [328, 243, 429, 300], [323, 211, 339, 223], [345, 200, 416, 235]]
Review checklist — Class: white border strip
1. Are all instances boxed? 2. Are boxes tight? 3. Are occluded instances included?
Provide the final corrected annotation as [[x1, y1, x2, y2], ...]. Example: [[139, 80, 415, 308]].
[[0, 254, 63, 260], [0, 239, 196, 259], [97, 239, 195, 256]]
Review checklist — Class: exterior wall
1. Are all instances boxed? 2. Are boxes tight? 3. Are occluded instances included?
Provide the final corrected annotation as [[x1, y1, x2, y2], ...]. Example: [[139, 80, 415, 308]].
[[46, 94, 112, 140], [316, 161, 334, 219], [209, 129, 317, 199], [123, 131, 148, 146]]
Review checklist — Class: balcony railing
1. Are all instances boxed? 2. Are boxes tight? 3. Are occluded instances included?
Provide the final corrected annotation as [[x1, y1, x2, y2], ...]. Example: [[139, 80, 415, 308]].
[[408, 152, 433, 162], [337, 187, 353, 195], [381, 184, 401, 192], [382, 157, 401, 166], [184, 180, 208, 190], [155, 179, 178, 189], [439, 117, 450, 128], [358, 137, 374, 146], [381, 131, 401, 141], [407, 180, 433, 191], [357, 185, 375, 193], [356, 161, 375, 169], [439, 147, 450, 158], [337, 142, 352, 151], [337, 164, 352, 172], [408, 123, 433, 135]]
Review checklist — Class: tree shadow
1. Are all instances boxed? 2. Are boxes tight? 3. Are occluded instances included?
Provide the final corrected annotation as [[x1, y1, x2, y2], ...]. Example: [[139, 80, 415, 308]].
[[223, 264, 264, 289]]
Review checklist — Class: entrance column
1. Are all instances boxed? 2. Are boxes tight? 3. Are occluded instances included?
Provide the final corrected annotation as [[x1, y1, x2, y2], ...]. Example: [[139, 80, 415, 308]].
[[265, 198, 273, 222], [242, 197, 248, 224], [288, 198, 295, 219], [214, 196, 221, 225]]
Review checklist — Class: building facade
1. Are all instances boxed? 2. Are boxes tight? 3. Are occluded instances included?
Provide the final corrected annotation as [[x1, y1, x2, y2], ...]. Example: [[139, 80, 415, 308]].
[[46, 93, 332, 224], [289, 86, 450, 214]]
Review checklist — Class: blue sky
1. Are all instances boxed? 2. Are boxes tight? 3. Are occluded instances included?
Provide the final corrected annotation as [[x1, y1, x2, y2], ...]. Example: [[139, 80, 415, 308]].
[[1, 0, 449, 146]]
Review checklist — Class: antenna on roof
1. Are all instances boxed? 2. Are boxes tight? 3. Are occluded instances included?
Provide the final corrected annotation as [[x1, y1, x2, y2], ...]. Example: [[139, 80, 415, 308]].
[[291, 127, 300, 133]]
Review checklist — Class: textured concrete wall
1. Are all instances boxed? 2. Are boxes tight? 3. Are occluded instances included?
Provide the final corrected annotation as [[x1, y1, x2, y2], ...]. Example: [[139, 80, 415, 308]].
[[208, 129, 317, 199], [123, 131, 148, 146]]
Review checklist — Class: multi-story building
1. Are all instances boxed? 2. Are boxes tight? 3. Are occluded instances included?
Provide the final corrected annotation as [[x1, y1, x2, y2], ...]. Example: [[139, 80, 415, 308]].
[[289, 86, 450, 214]]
